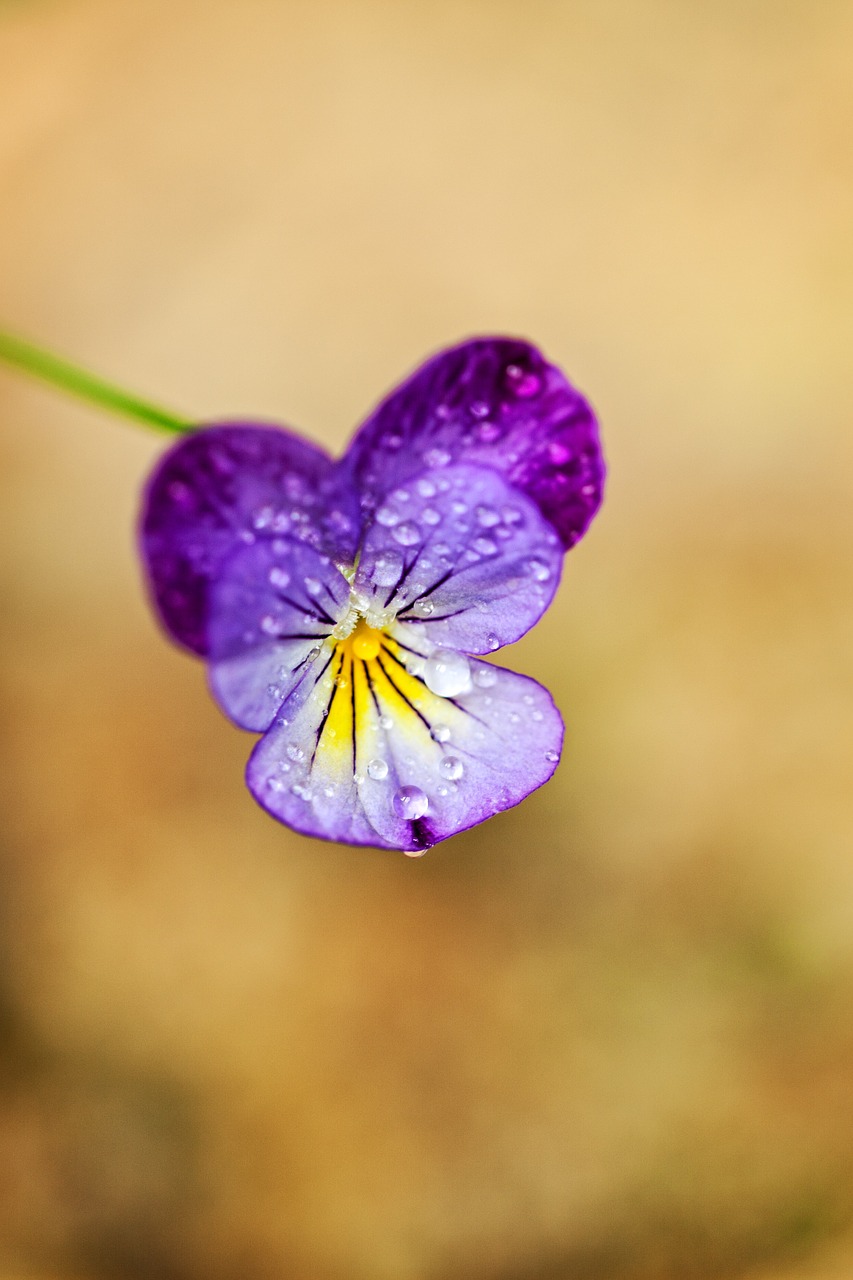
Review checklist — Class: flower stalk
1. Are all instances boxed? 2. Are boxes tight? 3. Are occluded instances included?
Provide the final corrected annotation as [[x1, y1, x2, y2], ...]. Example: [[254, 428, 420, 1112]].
[[0, 329, 192, 434]]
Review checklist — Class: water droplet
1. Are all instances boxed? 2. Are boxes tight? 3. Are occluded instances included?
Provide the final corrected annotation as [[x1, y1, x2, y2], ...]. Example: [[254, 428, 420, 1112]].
[[286, 744, 304, 762], [548, 440, 572, 464], [376, 505, 399, 527], [372, 550, 404, 586], [501, 505, 523, 526], [431, 723, 451, 743], [304, 576, 322, 596], [470, 399, 490, 418], [379, 714, 394, 730], [523, 694, 535, 705], [393, 785, 429, 820], [475, 505, 500, 528], [473, 536, 497, 556], [367, 758, 389, 780], [392, 521, 421, 547], [269, 567, 290, 590], [506, 365, 541, 398], [451, 499, 468, 516], [525, 558, 551, 582], [323, 784, 336, 797], [416, 477, 437, 498], [424, 447, 451, 467], [545, 749, 559, 763], [433, 542, 451, 558], [486, 633, 500, 652], [403, 847, 428, 860], [473, 666, 497, 689], [412, 598, 435, 618], [424, 649, 471, 697], [532, 710, 544, 722], [422, 507, 441, 526], [260, 614, 280, 636], [440, 756, 464, 781], [476, 420, 502, 443]]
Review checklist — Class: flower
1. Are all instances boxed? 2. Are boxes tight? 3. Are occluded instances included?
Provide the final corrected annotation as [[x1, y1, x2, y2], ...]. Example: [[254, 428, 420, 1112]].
[[140, 337, 604, 855]]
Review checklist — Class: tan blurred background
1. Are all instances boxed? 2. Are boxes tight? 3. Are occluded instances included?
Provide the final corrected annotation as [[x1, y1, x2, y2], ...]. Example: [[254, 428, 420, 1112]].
[[1, 1, 852, 1276]]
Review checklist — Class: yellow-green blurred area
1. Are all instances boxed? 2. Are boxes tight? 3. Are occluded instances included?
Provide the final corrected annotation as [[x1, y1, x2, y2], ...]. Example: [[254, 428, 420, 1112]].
[[1, 0, 852, 1276]]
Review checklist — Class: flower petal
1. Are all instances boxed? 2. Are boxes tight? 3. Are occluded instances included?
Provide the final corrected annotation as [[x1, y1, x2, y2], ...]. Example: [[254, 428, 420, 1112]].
[[355, 648, 564, 852], [342, 337, 604, 550], [351, 463, 563, 654], [207, 537, 351, 731], [246, 631, 563, 853], [246, 642, 387, 848], [140, 423, 359, 655]]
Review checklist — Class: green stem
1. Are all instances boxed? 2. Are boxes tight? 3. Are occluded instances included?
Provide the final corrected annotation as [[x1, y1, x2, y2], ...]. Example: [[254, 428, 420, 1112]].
[[0, 329, 194, 434]]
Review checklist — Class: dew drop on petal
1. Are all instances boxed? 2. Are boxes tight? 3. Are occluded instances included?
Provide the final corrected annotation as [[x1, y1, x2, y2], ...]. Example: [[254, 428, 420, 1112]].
[[476, 420, 502, 443], [545, 749, 559, 762], [376, 505, 399, 527], [416, 477, 437, 498], [286, 744, 304, 762], [473, 666, 497, 689], [392, 521, 421, 547], [424, 649, 471, 697], [475, 505, 500, 527], [373, 550, 404, 586], [379, 714, 394, 730], [413, 598, 435, 617], [473, 536, 497, 556], [525, 558, 552, 582], [367, 758, 389, 780], [304, 577, 322, 596], [440, 756, 464, 781], [486, 633, 500, 652], [424, 447, 451, 467], [422, 507, 441, 526], [403, 847, 428, 860], [431, 723, 451, 743], [269, 567, 290, 590], [393, 785, 429, 820]]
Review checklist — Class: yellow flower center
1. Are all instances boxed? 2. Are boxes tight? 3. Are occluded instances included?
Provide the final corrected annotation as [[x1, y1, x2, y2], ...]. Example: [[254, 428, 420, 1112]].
[[350, 617, 383, 662]]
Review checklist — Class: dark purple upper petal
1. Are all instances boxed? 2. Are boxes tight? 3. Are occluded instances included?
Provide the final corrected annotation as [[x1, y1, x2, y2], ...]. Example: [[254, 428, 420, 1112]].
[[140, 423, 360, 655], [352, 463, 562, 655], [341, 337, 604, 550]]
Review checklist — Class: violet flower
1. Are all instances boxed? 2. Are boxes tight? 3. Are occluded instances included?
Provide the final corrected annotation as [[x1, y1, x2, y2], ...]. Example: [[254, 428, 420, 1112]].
[[141, 338, 604, 855]]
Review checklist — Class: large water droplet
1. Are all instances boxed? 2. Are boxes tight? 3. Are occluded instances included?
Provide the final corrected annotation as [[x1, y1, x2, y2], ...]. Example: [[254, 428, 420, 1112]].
[[424, 649, 471, 696], [485, 633, 500, 651], [440, 756, 464, 781], [393, 785, 429, 820], [545, 749, 559, 763], [431, 723, 451, 743], [412, 598, 435, 617], [376, 505, 399, 527], [367, 758, 389, 780]]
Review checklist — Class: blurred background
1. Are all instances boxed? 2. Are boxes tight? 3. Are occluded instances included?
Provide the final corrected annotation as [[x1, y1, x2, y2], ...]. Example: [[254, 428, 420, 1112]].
[[1, 1, 852, 1276]]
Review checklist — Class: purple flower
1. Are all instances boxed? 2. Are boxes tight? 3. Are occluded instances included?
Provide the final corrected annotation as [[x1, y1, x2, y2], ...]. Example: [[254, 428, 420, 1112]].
[[140, 337, 604, 855]]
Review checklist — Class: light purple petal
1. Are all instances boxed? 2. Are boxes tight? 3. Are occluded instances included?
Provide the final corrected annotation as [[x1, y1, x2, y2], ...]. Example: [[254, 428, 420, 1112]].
[[354, 650, 563, 852], [246, 643, 384, 848], [246, 631, 563, 853], [342, 337, 604, 550], [208, 537, 351, 731], [140, 423, 359, 656], [352, 464, 562, 654]]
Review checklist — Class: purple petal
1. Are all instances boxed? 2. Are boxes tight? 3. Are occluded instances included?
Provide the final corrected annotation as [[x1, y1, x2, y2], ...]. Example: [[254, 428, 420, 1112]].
[[207, 537, 351, 731], [342, 337, 604, 550], [140, 423, 359, 656], [352, 464, 562, 654], [246, 643, 385, 848], [245, 627, 563, 853], [354, 649, 564, 852]]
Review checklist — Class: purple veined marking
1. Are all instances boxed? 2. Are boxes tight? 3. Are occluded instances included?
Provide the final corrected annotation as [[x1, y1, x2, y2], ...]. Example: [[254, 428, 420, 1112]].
[[140, 336, 603, 853]]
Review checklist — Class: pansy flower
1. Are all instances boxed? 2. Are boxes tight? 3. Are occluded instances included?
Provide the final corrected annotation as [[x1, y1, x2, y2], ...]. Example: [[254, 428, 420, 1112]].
[[140, 337, 604, 855]]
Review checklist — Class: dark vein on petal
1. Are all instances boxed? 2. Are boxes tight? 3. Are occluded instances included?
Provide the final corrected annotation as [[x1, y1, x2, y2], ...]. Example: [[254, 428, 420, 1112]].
[[310, 649, 345, 769], [374, 654, 434, 736], [350, 654, 358, 776], [275, 590, 336, 626]]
